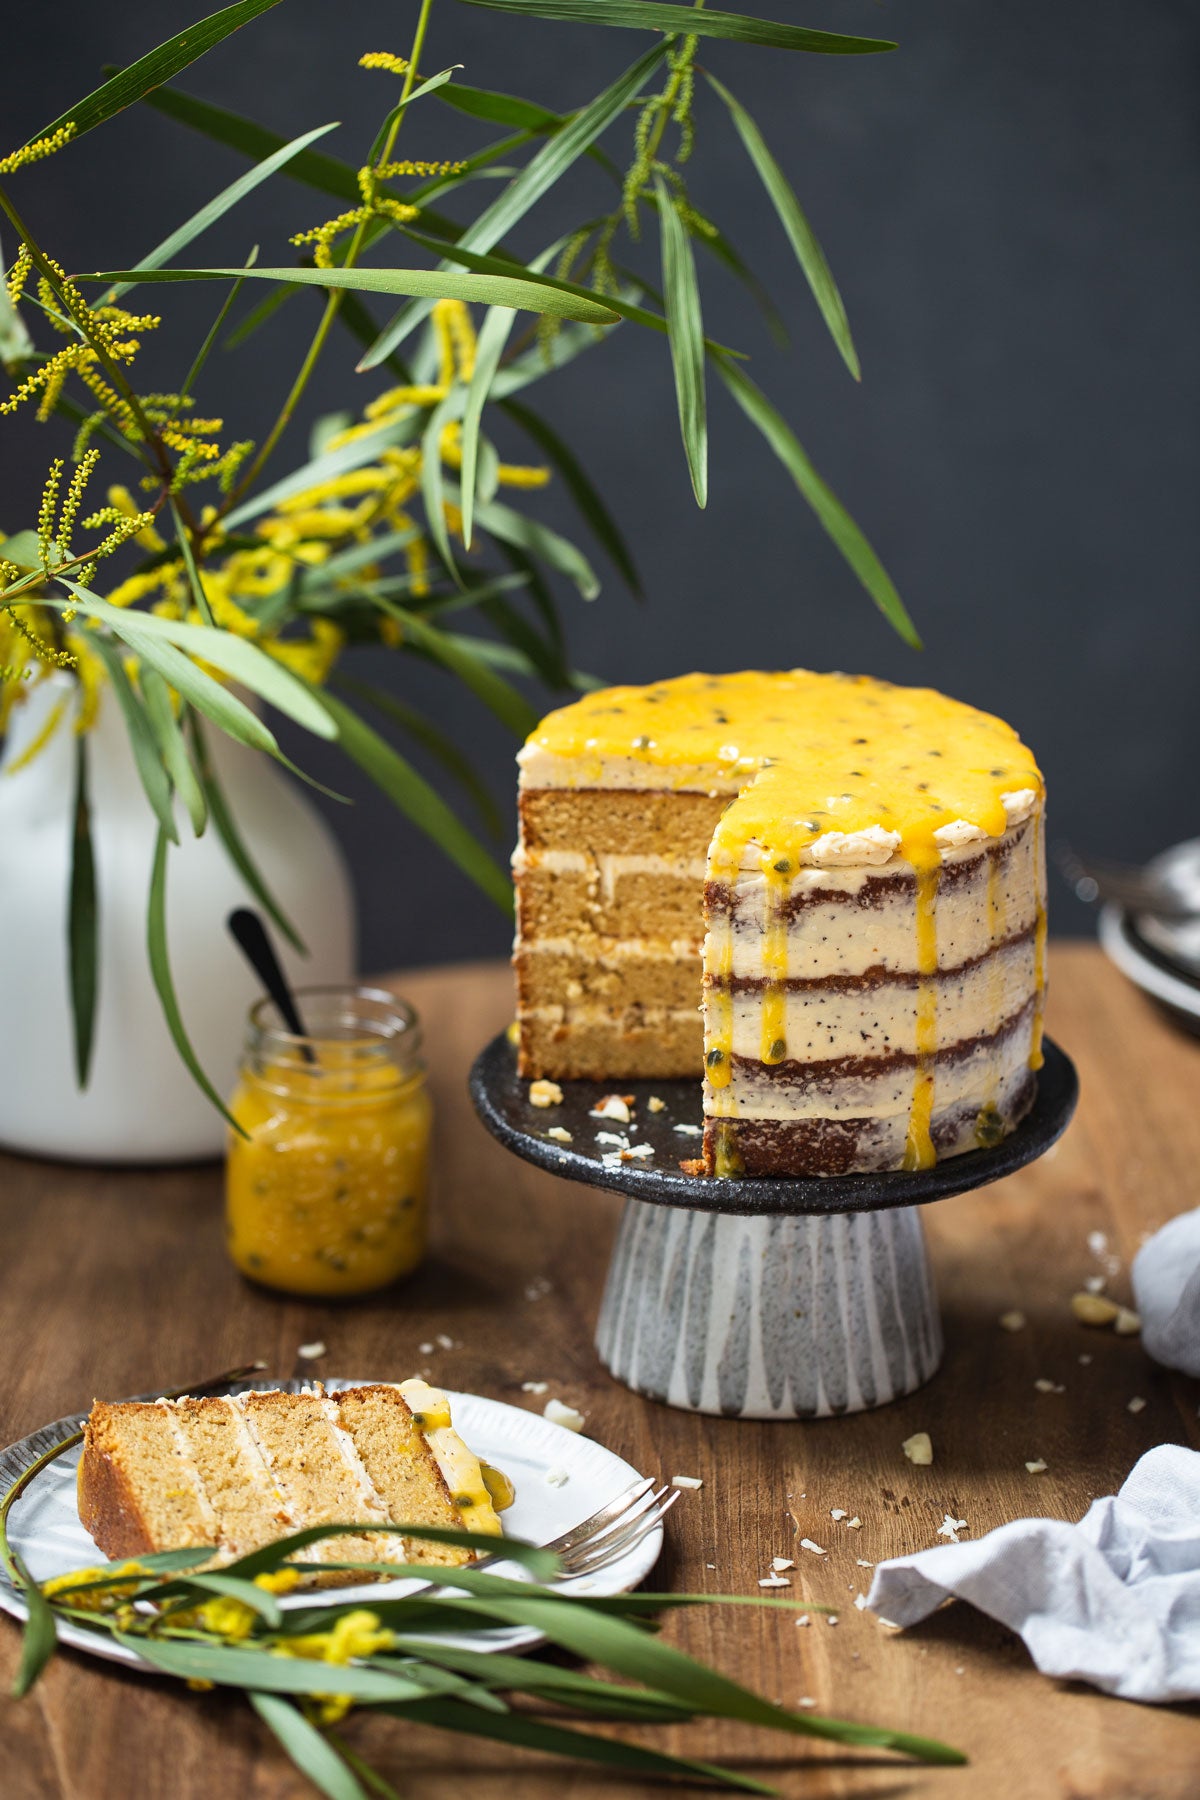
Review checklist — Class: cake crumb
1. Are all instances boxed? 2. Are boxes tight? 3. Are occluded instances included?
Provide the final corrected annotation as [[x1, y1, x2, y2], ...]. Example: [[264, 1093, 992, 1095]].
[[545, 1466, 570, 1488], [297, 1341, 326, 1360], [937, 1515, 968, 1542], [525, 1276, 553, 1302], [800, 1538, 826, 1556], [620, 1143, 655, 1161], [521, 1381, 549, 1394], [1087, 1230, 1108, 1258], [595, 1131, 630, 1150], [759, 1574, 791, 1588], [1035, 1378, 1065, 1394], [546, 1126, 572, 1144], [1084, 1274, 1107, 1294], [1079, 1354, 1094, 1365], [1114, 1307, 1142, 1336], [1025, 1458, 1048, 1474], [529, 1079, 563, 1108], [436, 1334, 454, 1351], [771, 1556, 795, 1571], [679, 1157, 706, 1176], [902, 1432, 933, 1466], [418, 1342, 434, 1356], [591, 1094, 633, 1124], [1071, 1292, 1120, 1326], [672, 1474, 703, 1490], [648, 1096, 666, 1113], [1127, 1396, 1147, 1414], [999, 1310, 1026, 1332], [845, 1517, 863, 1530], [544, 1398, 585, 1432]]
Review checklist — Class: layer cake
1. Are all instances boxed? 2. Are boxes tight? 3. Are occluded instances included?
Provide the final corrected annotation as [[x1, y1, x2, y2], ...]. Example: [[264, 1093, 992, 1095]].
[[513, 670, 1046, 1176]]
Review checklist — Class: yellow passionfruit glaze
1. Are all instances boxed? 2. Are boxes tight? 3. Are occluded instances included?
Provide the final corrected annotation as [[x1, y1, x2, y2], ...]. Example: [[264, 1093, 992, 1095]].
[[398, 1380, 508, 1533]]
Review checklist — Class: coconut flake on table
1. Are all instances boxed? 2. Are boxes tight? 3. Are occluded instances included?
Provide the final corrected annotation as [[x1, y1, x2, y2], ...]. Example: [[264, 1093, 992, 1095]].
[[673, 1123, 702, 1137], [544, 1398, 585, 1432], [297, 1341, 326, 1360], [937, 1515, 969, 1543], [902, 1432, 933, 1465], [758, 1574, 791, 1588], [671, 1474, 703, 1490], [999, 1310, 1027, 1332], [544, 1466, 570, 1488], [800, 1538, 826, 1556]]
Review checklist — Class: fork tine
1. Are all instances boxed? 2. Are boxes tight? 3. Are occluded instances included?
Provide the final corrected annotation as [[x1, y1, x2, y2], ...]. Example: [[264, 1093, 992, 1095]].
[[538, 1476, 655, 1558], [561, 1489, 680, 1576]]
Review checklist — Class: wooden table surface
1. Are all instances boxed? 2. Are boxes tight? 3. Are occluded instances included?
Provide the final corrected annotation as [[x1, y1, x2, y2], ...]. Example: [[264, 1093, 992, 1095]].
[[1, 944, 1198, 1800]]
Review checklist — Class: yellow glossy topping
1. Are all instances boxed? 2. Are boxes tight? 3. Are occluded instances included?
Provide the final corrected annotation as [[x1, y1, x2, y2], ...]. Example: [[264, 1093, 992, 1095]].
[[527, 670, 1042, 873], [398, 1380, 505, 1536], [225, 1051, 431, 1298]]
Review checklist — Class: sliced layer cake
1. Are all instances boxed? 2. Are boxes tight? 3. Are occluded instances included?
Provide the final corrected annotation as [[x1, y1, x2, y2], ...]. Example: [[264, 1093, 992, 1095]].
[[513, 670, 1046, 1177], [78, 1380, 508, 1577]]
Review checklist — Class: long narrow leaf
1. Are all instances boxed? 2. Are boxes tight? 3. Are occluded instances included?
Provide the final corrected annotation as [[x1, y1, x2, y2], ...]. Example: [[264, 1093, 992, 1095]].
[[225, 277, 301, 349], [147, 828, 239, 1129], [133, 82, 360, 202], [169, 499, 215, 627], [141, 672, 207, 836], [712, 355, 920, 646], [11, 1555, 57, 1698], [222, 415, 419, 530], [382, 1697, 779, 1795], [435, 82, 562, 132], [457, 0, 896, 54], [318, 692, 513, 915], [67, 735, 98, 1090], [116, 1631, 427, 1701], [57, 583, 338, 740], [250, 1695, 367, 1800], [655, 175, 708, 506], [333, 675, 504, 838], [706, 72, 858, 379], [88, 635, 178, 843], [420, 392, 463, 587], [35, 0, 286, 141], [460, 306, 517, 549], [190, 714, 307, 954], [180, 246, 260, 393], [360, 40, 669, 367], [499, 396, 641, 597], [104, 125, 338, 303], [473, 494, 600, 600], [368, 597, 538, 738], [82, 264, 619, 326]]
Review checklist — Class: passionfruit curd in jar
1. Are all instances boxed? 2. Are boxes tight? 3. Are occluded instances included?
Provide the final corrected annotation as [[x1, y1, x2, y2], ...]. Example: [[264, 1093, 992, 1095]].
[[225, 987, 431, 1297]]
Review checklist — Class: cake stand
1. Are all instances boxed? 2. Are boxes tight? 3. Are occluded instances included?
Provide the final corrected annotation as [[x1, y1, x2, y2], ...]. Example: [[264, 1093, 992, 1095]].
[[469, 1037, 1078, 1420]]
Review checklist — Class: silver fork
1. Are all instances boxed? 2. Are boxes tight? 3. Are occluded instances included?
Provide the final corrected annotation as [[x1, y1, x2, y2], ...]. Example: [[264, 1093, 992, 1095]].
[[475, 1475, 680, 1584]]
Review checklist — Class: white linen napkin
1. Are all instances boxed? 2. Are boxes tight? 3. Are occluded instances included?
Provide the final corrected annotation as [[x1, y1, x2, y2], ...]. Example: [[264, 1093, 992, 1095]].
[[1132, 1205, 1200, 1377], [866, 1445, 1200, 1702]]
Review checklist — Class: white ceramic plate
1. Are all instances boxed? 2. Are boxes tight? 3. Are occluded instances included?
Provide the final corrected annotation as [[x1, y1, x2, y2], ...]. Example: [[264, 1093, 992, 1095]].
[[1099, 904, 1200, 1031], [0, 1381, 664, 1670]]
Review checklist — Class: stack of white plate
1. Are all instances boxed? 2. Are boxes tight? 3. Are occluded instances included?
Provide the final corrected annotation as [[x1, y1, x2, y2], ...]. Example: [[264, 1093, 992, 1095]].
[[1098, 838, 1200, 1037]]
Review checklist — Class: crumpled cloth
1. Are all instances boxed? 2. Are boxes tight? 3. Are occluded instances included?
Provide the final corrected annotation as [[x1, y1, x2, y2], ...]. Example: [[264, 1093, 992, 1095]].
[[1132, 1205, 1200, 1376], [866, 1445, 1200, 1703]]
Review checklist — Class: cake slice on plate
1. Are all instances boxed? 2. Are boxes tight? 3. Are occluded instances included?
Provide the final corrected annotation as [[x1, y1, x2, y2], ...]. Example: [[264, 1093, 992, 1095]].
[[78, 1380, 507, 1578]]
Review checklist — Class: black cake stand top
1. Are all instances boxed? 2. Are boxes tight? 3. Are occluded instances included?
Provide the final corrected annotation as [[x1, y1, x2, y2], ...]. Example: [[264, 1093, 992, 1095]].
[[469, 1034, 1079, 1218]]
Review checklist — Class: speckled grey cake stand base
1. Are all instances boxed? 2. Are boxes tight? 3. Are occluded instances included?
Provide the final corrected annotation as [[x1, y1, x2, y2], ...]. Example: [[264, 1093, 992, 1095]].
[[469, 1036, 1078, 1419]]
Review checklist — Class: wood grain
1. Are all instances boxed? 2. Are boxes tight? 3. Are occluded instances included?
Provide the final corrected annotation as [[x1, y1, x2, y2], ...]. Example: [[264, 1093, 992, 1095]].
[[1, 944, 1197, 1799]]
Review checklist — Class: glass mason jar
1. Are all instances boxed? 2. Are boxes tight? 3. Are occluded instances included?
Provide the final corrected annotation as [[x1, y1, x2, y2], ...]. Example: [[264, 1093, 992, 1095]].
[[225, 987, 432, 1297]]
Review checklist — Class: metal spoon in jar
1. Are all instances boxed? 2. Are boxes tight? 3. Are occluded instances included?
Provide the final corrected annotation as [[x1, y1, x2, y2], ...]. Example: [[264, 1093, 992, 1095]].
[[226, 907, 317, 1063]]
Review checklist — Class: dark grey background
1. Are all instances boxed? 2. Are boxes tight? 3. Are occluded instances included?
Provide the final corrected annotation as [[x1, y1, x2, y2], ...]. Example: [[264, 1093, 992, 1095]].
[[4, 1, 1196, 970]]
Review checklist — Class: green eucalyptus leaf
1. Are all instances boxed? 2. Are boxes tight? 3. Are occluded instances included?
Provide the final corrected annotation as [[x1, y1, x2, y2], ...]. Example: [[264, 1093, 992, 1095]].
[[35, 0, 287, 142], [81, 264, 620, 327], [67, 735, 98, 1089], [140, 672, 207, 836], [456, 0, 896, 54], [655, 175, 708, 507], [88, 635, 178, 844], [310, 695, 514, 918], [133, 81, 360, 202], [460, 306, 517, 549], [420, 390, 463, 588], [711, 355, 921, 647], [472, 495, 600, 601], [190, 714, 307, 954], [499, 396, 642, 598], [333, 675, 504, 839], [381, 1696, 779, 1795], [104, 125, 339, 304], [705, 71, 858, 379], [360, 40, 669, 367], [250, 1694, 368, 1800], [147, 827, 240, 1130], [11, 1553, 57, 1699]]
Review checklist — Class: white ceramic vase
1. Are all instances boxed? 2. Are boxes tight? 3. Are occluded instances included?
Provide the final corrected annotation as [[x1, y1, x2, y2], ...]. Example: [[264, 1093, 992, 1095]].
[[0, 675, 355, 1163]]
